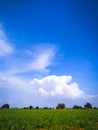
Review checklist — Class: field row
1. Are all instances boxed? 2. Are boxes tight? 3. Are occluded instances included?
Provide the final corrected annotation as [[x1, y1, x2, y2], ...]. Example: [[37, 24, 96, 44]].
[[0, 109, 98, 130]]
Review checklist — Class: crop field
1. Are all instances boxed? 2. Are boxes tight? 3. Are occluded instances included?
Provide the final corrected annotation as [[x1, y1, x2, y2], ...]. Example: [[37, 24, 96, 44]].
[[0, 109, 98, 130]]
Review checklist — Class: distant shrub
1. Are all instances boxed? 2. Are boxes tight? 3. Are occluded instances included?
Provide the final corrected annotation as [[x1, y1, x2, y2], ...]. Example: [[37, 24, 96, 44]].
[[29, 106, 33, 109], [23, 107, 28, 109], [1, 104, 10, 109], [35, 106, 39, 109], [93, 107, 97, 109], [73, 105, 83, 109], [84, 102, 92, 109], [56, 103, 66, 109]]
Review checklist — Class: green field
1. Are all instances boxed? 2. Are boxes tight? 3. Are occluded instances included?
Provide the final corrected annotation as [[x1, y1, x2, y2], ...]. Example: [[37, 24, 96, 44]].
[[0, 109, 98, 130]]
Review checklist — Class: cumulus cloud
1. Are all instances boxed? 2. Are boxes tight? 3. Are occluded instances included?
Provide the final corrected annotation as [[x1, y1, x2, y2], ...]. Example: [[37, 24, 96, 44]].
[[29, 75, 85, 99], [0, 74, 98, 107], [0, 26, 13, 56], [0, 74, 85, 99]]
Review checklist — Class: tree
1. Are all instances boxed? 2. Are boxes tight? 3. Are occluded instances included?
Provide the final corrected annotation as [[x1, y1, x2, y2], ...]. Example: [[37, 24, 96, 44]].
[[56, 103, 66, 109], [93, 107, 97, 109], [84, 102, 92, 109], [23, 107, 28, 109], [1, 104, 10, 109], [73, 105, 83, 109], [43, 106, 49, 109], [35, 106, 39, 109], [29, 106, 33, 109]]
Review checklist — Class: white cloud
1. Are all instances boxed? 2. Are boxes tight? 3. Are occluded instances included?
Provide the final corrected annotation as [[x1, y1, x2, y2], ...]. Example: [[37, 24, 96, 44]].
[[30, 48, 55, 72], [0, 74, 85, 99], [0, 74, 98, 107], [29, 75, 85, 99], [9, 45, 56, 74], [0, 27, 13, 56], [0, 74, 26, 90]]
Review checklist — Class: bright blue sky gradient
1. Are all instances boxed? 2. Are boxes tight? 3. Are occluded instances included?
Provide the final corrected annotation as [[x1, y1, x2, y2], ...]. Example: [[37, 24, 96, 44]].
[[0, 0, 98, 107]]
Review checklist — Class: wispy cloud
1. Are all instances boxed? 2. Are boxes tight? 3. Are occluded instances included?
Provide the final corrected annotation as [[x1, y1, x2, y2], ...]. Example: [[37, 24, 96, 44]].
[[9, 44, 57, 74], [29, 45, 56, 72], [0, 26, 13, 56], [0, 74, 26, 89]]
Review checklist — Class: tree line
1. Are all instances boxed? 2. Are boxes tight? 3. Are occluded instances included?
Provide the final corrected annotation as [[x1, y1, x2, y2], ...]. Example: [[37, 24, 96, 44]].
[[0, 102, 97, 109]]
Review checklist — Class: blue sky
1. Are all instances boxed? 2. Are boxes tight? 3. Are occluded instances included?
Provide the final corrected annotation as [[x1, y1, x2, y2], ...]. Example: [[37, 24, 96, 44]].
[[0, 0, 98, 108]]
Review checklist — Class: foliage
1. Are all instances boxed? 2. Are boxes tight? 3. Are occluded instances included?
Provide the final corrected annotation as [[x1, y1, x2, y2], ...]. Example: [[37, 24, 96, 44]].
[[84, 102, 92, 109], [0, 109, 98, 130], [35, 106, 39, 109], [29, 106, 33, 109], [73, 105, 83, 109], [56, 103, 66, 109], [1, 104, 10, 109], [23, 107, 28, 109]]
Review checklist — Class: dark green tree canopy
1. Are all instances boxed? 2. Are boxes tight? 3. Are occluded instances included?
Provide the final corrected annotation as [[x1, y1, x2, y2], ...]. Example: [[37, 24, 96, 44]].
[[1, 104, 10, 109], [29, 106, 33, 109], [73, 105, 83, 109], [84, 102, 92, 109], [56, 103, 66, 109], [35, 106, 39, 109]]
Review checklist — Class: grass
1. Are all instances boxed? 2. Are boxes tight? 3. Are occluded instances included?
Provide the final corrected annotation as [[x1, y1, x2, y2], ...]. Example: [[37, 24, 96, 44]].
[[0, 109, 98, 130]]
